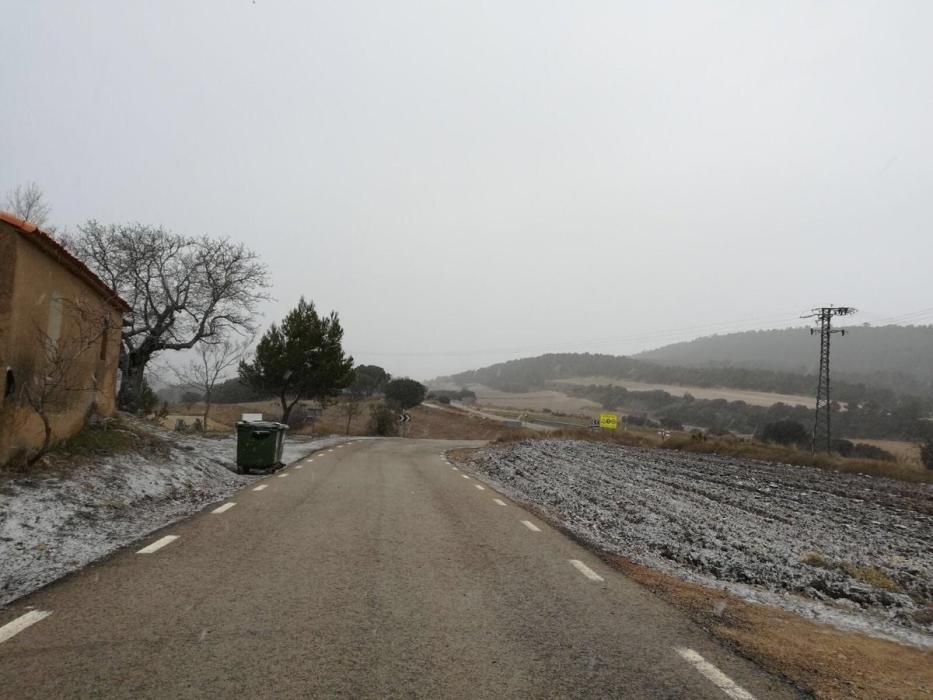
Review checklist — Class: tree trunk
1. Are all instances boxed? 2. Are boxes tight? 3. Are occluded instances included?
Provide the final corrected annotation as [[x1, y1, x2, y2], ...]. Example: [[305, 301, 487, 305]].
[[27, 412, 53, 466], [203, 390, 211, 430], [118, 353, 149, 413], [280, 396, 291, 424]]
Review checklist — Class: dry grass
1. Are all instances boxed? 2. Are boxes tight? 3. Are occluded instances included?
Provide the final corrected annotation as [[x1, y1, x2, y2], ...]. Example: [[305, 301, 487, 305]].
[[800, 552, 903, 592], [609, 557, 933, 699], [841, 564, 903, 593], [801, 551, 831, 568], [856, 439, 923, 467]]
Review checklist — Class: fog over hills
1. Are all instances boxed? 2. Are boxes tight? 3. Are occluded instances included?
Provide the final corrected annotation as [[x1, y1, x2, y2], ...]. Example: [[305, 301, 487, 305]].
[[440, 325, 933, 402], [635, 325, 933, 396]]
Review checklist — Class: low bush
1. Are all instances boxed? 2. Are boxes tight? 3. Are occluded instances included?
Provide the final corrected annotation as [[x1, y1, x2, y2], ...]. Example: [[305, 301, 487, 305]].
[[368, 402, 399, 436]]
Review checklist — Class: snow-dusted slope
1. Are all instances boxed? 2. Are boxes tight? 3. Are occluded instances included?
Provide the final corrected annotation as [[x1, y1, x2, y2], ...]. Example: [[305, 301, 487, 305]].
[[0, 428, 345, 607]]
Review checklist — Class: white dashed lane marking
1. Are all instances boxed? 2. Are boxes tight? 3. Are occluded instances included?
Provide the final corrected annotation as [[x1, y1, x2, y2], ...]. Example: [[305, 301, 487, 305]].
[[295, 465, 304, 470], [278, 473, 289, 478], [253, 484, 268, 491], [137, 535, 179, 555], [569, 559, 604, 582], [451, 467, 458, 471], [474, 484, 485, 491], [211, 503, 236, 514], [675, 648, 756, 700], [461, 475, 470, 480], [520, 520, 541, 532], [0, 611, 52, 644], [493, 499, 507, 506]]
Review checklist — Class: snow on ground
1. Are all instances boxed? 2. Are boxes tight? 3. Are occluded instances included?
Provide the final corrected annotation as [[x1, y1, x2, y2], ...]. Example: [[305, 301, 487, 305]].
[[461, 439, 933, 649], [0, 429, 347, 607]]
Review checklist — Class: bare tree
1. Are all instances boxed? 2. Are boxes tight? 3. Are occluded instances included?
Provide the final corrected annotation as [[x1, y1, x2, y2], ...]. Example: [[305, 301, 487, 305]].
[[15, 301, 110, 465], [4, 182, 52, 228], [342, 396, 364, 435], [68, 221, 270, 412], [172, 336, 252, 429]]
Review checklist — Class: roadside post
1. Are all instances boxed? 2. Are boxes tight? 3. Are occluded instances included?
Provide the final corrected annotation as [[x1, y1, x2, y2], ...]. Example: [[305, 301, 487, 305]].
[[398, 411, 411, 437]]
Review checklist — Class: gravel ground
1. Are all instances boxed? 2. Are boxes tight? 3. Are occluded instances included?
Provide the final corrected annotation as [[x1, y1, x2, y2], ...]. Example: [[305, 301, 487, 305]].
[[0, 429, 347, 607], [461, 440, 933, 648]]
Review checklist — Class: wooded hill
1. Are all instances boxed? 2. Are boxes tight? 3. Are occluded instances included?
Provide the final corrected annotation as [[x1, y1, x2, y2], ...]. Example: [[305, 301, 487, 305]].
[[440, 348, 933, 441], [443, 349, 930, 407], [635, 325, 933, 399]]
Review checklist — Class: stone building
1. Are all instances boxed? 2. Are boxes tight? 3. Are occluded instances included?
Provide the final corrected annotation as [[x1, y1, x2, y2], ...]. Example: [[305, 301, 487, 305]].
[[0, 211, 130, 465]]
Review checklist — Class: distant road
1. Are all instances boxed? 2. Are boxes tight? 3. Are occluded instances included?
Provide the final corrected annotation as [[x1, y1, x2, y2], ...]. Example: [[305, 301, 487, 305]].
[[423, 401, 558, 432], [0, 439, 797, 698]]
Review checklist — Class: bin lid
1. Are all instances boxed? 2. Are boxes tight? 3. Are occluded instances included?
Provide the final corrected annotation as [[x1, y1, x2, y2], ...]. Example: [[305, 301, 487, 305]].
[[236, 421, 288, 430]]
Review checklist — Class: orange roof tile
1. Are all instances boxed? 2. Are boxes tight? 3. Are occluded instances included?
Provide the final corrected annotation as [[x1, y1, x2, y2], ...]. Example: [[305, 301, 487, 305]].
[[0, 210, 131, 313]]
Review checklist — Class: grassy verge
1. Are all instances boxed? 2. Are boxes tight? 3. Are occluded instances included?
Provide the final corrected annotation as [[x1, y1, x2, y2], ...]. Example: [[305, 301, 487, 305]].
[[494, 426, 933, 484], [610, 557, 933, 700]]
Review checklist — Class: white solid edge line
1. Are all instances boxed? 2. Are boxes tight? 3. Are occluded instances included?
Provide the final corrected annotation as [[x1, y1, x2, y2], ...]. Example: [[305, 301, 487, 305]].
[[569, 559, 604, 582], [278, 473, 289, 478], [211, 502, 236, 514], [253, 484, 268, 491], [674, 648, 757, 700], [0, 610, 52, 644], [474, 484, 485, 490], [137, 535, 179, 554], [493, 499, 507, 506], [520, 520, 541, 532]]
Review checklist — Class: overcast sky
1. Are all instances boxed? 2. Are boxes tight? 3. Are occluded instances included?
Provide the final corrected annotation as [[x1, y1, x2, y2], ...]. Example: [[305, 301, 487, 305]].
[[3, 1, 932, 380]]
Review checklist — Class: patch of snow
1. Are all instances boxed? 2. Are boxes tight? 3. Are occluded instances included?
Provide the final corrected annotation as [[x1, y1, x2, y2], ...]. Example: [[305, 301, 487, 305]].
[[463, 439, 933, 649], [0, 430, 345, 607]]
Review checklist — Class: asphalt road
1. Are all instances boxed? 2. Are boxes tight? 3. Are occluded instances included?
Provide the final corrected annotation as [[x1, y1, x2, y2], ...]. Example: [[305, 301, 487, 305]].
[[0, 439, 801, 699]]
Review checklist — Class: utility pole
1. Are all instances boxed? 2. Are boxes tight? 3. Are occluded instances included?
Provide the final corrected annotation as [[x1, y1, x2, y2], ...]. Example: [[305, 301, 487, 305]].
[[801, 306, 856, 453]]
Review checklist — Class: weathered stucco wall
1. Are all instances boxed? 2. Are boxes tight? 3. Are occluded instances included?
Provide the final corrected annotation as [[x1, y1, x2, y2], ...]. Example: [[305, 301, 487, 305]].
[[0, 221, 124, 465]]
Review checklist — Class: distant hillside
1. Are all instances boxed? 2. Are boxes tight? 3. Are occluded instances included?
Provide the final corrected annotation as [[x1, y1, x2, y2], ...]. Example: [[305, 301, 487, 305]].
[[635, 325, 933, 398], [442, 345, 933, 405]]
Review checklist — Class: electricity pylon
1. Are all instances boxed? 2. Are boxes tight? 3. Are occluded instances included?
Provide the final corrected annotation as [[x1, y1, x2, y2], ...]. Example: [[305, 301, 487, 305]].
[[802, 306, 857, 453]]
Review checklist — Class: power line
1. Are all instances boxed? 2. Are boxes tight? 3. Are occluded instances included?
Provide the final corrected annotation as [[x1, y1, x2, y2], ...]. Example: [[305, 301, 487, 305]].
[[356, 313, 803, 358], [802, 306, 857, 453]]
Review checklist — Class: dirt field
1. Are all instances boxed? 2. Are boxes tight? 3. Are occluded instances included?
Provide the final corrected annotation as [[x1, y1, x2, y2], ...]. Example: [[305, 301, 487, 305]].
[[553, 376, 816, 408], [456, 439, 933, 646], [452, 439, 933, 697], [466, 384, 603, 413]]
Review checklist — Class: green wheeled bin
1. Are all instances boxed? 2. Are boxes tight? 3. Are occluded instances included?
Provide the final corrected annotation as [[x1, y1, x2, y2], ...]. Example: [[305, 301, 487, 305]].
[[235, 421, 288, 473]]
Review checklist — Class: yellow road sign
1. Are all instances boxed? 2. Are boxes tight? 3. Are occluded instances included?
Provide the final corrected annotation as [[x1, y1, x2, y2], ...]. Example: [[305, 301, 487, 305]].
[[599, 413, 618, 430]]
